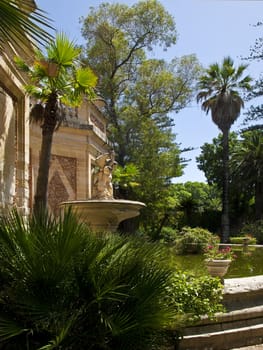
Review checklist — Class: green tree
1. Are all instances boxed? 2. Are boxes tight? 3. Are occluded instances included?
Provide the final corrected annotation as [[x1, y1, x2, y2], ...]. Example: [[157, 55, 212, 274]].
[[0, 0, 53, 53], [15, 33, 97, 214], [197, 133, 254, 230], [232, 129, 263, 220], [243, 22, 263, 127], [197, 56, 251, 242], [81, 1, 201, 232], [197, 133, 239, 187], [170, 182, 221, 232]]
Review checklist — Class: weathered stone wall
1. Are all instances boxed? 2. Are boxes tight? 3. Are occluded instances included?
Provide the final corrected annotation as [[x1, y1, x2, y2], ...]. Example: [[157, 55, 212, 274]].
[[0, 50, 30, 215], [30, 100, 111, 214]]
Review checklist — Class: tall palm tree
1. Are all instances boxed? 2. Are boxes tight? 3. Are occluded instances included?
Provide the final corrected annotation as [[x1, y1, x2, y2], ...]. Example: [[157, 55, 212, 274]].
[[15, 33, 97, 215], [197, 56, 251, 242], [232, 129, 263, 220], [0, 0, 53, 53]]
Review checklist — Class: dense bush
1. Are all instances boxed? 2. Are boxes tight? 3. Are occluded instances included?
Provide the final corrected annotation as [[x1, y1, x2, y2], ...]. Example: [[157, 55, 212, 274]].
[[0, 210, 178, 349], [159, 226, 179, 244], [240, 220, 263, 244], [166, 272, 224, 324], [175, 226, 219, 254], [0, 210, 224, 350], [230, 236, 257, 245]]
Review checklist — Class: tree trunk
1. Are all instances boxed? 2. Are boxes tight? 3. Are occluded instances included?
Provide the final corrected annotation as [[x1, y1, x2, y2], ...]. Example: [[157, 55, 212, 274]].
[[221, 129, 230, 243], [255, 179, 263, 220], [33, 93, 57, 216]]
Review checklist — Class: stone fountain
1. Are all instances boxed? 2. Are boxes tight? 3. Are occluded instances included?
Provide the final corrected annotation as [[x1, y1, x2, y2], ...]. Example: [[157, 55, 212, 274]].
[[60, 152, 145, 232]]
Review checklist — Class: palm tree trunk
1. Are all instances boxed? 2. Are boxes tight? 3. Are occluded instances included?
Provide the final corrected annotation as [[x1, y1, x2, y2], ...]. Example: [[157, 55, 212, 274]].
[[255, 179, 263, 220], [33, 93, 57, 216], [221, 129, 230, 242]]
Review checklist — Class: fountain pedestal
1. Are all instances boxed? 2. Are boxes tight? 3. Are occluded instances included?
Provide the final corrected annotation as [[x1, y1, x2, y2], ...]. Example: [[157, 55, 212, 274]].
[[60, 199, 146, 232]]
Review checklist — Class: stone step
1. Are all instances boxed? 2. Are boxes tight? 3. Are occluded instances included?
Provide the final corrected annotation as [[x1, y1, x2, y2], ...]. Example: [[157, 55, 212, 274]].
[[223, 277, 263, 315], [179, 323, 263, 350], [182, 306, 263, 336], [178, 276, 263, 350]]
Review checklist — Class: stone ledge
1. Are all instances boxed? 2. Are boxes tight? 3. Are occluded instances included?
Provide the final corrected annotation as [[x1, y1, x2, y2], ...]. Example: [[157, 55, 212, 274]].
[[224, 276, 263, 295]]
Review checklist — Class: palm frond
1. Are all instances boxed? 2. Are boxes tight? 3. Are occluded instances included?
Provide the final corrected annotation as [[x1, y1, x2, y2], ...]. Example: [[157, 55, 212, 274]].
[[0, 316, 29, 341], [196, 56, 252, 131], [47, 33, 80, 66], [0, 209, 179, 349], [0, 0, 54, 52]]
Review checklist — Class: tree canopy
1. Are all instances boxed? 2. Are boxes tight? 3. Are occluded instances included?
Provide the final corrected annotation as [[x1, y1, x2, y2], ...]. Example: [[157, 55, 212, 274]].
[[80, 0, 201, 234]]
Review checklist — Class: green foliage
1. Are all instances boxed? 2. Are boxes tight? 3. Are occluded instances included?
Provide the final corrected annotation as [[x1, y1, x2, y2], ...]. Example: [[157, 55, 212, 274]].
[[197, 133, 239, 187], [197, 57, 252, 242], [240, 220, 263, 244], [15, 33, 97, 214], [166, 272, 224, 323], [229, 236, 257, 245], [197, 56, 251, 132], [80, 1, 201, 233], [112, 163, 140, 196], [231, 129, 263, 220], [197, 132, 258, 227], [0, 209, 185, 350], [244, 23, 263, 126], [16, 33, 97, 107], [159, 227, 180, 244], [175, 227, 218, 255], [171, 182, 221, 232], [0, 0, 53, 54]]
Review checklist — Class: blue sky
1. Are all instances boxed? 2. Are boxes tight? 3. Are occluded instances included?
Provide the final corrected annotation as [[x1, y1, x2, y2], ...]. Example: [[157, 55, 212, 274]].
[[37, 0, 263, 182]]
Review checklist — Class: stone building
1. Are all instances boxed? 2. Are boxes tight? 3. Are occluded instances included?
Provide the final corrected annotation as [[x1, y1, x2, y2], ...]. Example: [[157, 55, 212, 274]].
[[1, 53, 111, 215], [0, 42, 31, 214], [30, 100, 111, 215], [0, 6, 110, 215]]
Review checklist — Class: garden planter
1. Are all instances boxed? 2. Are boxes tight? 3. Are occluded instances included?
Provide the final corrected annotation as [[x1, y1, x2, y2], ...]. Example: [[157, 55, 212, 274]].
[[205, 259, 231, 280], [47, 62, 59, 77], [38, 60, 59, 77]]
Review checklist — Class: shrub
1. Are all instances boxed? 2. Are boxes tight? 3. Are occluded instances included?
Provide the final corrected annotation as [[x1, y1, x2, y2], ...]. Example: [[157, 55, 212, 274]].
[[159, 226, 179, 244], [230, 236, 257, 245], [0, 211, 225, 350], [165, 272, 224, 323], [240, 220, 263, 244], [0, 210, 181, 350], [175, 227, 219, 255]]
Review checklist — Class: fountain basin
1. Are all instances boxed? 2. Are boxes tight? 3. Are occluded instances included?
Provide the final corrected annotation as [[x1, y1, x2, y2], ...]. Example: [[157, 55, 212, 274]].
[[60, 199, 146, 232]]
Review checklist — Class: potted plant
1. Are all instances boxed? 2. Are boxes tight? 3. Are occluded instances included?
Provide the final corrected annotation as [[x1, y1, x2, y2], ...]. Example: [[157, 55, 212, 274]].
[[204, 245, 236, 282], [37, 59, 59, 77]]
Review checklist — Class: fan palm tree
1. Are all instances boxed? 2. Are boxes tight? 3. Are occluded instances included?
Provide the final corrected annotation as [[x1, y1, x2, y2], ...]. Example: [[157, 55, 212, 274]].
[[15, 33, 97, 215], [197, 56, 251, 242], [0, 0, 53, 53], [232, 129, 263, 220], [0, 209, 179, 349]]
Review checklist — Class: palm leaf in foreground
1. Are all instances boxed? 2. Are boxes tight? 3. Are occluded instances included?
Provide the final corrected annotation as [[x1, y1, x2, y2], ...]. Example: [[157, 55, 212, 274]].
[[0, 0, 53, 53], [0, 209, 179, 349]]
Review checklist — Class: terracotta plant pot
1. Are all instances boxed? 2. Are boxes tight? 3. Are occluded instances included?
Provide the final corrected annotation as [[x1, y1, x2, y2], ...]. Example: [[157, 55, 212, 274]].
[[47, 62, 59, 77], [38, 60, 59, 77]]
